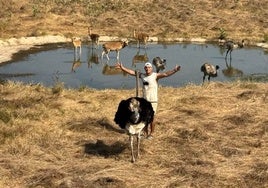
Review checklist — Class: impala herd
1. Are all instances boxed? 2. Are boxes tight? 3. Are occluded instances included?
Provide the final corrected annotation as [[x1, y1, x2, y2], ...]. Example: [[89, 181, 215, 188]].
[[72, 28, 150, 60], [72, 27, 245, 83]]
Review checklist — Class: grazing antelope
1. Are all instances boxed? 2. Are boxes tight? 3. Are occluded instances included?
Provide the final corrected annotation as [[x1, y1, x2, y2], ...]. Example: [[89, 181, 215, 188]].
[[201, 63, 220, 83], [88, 27, 100, 48], [72, 37, 82, 59], [132, 49, 149, 67], [133, 29, 149, 49], [101, 40, 128, 60], [225, 39, 245, 59], [152, 57, 166, 73]]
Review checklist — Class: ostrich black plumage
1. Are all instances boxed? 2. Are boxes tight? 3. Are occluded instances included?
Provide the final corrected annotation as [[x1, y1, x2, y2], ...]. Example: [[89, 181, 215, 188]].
[[152, 57, 166, 73], [114, 97, 154, 163], [201, 63, 219, 83], [225, 40, 245, 59]]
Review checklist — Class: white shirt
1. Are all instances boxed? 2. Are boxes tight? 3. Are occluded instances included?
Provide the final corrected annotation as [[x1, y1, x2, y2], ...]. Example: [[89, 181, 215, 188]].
[[141, 72, 158, 103]]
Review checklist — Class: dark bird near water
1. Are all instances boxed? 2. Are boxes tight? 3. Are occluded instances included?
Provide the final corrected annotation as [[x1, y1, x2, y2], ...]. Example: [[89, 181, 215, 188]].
[[225, 40, 245, 59], [152, 57, 166, 73], [201, 63, 220, 83]]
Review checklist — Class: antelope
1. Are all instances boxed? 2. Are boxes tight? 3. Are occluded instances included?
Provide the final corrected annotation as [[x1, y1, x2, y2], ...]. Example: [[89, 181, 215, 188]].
[[72, 37, 82, 59], [88, 27, 100, 48], [101, 40, 128, 60], [225, 39, 245, 59], [133, 29, 149, 49], [201, 63, 220, 83]]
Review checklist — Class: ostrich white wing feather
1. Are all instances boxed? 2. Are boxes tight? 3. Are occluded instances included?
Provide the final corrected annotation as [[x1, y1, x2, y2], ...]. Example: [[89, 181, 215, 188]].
[[126, 122, 146, 135]]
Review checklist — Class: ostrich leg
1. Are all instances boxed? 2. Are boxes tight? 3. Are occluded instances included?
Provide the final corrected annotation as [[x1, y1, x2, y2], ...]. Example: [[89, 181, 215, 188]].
[[130, 135, 135, 163], [137, 132, 141, 159]]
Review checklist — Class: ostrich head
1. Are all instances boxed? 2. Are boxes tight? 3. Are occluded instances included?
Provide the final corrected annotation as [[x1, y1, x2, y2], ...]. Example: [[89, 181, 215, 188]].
[[128, 98, 141, 124], [153, 57, 166, 73]]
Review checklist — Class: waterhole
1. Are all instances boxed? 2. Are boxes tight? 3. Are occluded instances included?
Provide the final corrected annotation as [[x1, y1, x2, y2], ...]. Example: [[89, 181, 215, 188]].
[[0, 42, 267, 89]]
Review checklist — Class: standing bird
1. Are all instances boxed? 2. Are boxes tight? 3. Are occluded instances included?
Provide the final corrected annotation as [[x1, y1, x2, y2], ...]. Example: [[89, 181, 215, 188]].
[[225, 40, 245, 59], [88, 27, 100, 49], [201, 63, 220, 83], [114, 97, 154, 163]]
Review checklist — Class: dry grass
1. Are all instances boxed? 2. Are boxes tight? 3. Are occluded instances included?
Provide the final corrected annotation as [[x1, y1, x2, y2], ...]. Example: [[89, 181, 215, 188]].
[[0, 0, 267, 187], [0, 80, 267, 187], [0, 0, 267, 42]]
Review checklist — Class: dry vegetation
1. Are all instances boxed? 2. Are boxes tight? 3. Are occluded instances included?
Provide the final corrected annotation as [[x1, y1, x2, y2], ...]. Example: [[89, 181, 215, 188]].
[[0, 0, 267, 43], [0, 80, 267, 187], [0, 0, 268, 187]]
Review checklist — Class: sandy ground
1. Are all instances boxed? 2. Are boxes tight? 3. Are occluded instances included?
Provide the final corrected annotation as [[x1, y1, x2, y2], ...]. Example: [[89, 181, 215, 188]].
[[0, 35, 70, 63]]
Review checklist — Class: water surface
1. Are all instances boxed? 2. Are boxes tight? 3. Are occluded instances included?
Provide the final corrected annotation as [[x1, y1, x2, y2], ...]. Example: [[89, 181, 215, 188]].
[[0, 42, 267, 89]]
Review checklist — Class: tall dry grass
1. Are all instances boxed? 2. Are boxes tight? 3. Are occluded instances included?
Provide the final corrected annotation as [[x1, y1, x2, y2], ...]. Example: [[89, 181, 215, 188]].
[[0, 0, 267, 42], [0, 80, 267, 187]]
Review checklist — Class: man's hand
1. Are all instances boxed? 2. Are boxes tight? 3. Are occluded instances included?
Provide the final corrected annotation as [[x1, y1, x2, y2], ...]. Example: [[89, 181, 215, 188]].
[[174, 65, 181, 72], [115, 62, 122, 69]]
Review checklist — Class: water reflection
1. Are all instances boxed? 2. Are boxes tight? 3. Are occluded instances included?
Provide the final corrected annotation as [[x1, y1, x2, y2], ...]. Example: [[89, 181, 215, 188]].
[[132, 48, 149, 67], [88, 48, 100, 68], [102, 63, 127, 76], [71, 58, 81, 73], [222, 58, 243, 77], [0, 42, 267, 89]]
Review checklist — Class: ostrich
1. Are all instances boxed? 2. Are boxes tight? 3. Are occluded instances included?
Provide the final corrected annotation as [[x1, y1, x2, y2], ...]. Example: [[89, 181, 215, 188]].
[[225, 40, 245, 59], [201, 63, 220, 83], [152, 57, 166, 73], [114, 97, 154, 163]]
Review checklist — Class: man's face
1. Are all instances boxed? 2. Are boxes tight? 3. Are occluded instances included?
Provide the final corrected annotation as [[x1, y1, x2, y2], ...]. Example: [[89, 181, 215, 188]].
[[144, 66, 153, 75]]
